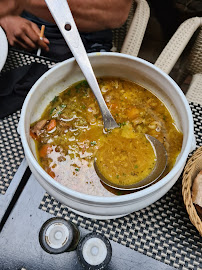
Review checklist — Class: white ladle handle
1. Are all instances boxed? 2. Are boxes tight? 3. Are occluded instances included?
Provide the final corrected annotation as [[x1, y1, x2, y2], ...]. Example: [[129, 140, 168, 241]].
[[45, 0, 118, 130]]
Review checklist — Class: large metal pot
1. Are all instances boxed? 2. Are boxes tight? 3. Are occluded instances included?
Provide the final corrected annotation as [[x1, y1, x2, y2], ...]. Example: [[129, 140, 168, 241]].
[[19, 52, 196, 219]]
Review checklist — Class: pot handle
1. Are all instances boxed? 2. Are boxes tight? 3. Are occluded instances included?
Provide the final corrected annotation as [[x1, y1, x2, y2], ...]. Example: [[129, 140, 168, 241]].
[[154, 17, 202, 74]]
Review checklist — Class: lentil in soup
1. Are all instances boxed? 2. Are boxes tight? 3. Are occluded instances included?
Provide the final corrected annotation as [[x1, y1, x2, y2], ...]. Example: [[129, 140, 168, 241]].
[[30, 77, 183, 196], [95, 126, 156, 187]]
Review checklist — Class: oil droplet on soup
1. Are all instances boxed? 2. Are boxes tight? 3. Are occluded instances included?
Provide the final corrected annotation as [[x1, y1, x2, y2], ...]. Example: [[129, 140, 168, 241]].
[[30, 77, 183, 196]]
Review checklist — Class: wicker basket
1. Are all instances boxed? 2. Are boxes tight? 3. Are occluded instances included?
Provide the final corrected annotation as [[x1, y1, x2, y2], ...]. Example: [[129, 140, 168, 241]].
[[182, 146, 202, 236]]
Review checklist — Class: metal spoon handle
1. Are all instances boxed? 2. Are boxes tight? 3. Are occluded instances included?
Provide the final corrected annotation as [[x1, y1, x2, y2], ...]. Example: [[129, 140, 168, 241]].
[[45, 0, 118, 130]]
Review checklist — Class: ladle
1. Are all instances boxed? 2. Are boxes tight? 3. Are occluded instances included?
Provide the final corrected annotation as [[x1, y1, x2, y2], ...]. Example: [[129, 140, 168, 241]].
[[45, 0, 167, 190], [94, 134, 167, 190], [45, 0, 118, 131]]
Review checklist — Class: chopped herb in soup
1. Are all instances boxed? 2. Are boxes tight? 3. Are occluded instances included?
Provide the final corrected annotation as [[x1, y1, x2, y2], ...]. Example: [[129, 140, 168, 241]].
[[30, 78, 183, 196]]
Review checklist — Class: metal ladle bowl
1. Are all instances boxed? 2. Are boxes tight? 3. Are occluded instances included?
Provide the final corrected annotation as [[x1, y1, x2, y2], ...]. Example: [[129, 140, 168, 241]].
[[45, 0, 167, 190], [94, 134, 167, 190]]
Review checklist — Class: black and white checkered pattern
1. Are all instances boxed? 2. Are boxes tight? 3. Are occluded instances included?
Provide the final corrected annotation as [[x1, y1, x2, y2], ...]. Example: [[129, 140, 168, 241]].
[[0, 111, 24, 194], [0, 49, 55, 195], [190, 102, 202, 148], [1, 49, 55, 73], [39, 179, 202, 269]]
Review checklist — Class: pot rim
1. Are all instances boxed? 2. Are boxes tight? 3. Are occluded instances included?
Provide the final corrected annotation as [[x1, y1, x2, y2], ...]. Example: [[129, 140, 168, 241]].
[[20, 52, 194, 203]]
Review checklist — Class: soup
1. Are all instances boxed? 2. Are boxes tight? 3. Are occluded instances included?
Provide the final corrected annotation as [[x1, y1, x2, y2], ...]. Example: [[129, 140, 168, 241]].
[[30, 77, 183, 196], [95, 126, 156, 187]]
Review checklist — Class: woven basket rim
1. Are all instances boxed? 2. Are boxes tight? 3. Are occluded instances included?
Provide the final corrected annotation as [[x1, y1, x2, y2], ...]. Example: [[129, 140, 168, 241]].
[[182, 146, 202, 236]]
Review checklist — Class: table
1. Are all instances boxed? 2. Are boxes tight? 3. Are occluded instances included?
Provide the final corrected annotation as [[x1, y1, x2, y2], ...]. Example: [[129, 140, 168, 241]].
[[0, 49, 201, 270]]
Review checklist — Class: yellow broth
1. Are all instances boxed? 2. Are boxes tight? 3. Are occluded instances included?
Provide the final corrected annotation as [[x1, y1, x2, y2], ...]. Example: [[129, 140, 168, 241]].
[[96, 126, 156, 186], [30, 78, 183, 196]]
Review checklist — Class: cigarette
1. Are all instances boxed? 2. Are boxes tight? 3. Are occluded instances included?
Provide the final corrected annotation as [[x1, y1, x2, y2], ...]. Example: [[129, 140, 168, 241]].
[[37, 25, 45, 56], [40, 25, 45, 38]]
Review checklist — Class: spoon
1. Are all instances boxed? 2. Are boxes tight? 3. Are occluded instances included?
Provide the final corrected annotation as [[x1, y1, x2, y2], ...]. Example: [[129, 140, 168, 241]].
[[45, 0, 167, 190]]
